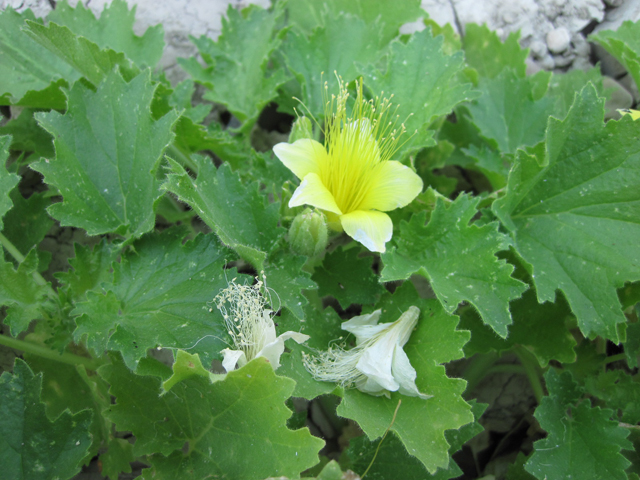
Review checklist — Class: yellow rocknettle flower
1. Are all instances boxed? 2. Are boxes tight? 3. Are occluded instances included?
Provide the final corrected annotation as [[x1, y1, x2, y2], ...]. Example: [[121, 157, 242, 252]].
[[273, 80, 423, 253]]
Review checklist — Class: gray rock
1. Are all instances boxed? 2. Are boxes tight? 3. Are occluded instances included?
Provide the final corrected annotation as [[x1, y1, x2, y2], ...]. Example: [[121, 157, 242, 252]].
[[603, 75, 633, 119], [618, 73, 640, 103], [547, 27, 571, 53]]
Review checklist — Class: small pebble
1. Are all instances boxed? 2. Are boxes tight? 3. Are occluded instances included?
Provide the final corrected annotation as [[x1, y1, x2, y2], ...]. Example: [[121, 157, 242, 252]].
[[546, 27, 571, 54], [530, 40, 548, 59]]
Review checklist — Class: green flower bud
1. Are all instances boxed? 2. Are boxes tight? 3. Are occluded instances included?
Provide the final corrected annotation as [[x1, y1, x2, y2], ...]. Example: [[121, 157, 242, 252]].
[[288, 116, 314, 143], [288, 208, 328, 257]]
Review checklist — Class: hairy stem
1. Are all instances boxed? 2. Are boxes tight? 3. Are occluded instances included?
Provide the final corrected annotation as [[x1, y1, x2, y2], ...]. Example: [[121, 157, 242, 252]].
[[0, 334, 104, 371]]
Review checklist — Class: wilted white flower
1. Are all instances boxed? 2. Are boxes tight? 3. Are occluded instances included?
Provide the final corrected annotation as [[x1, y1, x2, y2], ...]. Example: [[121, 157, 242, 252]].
[[303, 306, 430, 399], [215, 276, 309, 372]]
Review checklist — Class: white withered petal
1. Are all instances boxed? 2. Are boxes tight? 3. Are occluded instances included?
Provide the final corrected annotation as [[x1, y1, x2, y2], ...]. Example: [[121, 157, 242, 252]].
[[303, 306, 430, 399], [215, 276, 309, 372]]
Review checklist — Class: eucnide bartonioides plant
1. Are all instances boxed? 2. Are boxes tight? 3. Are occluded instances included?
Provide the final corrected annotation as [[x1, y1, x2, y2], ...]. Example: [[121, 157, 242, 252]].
[[0, 1, 639, 479]]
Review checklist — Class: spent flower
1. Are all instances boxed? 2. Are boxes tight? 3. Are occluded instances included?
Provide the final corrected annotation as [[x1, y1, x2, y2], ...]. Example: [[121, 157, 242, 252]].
[[273, 78, 423, 253], [214, 275, 309, 372], [303, 306, 430, 399]]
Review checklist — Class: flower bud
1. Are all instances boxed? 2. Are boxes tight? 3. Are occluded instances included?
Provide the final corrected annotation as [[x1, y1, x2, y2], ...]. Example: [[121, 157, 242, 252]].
[[288, 208, 328, 257], [288, 116, 314, 143]]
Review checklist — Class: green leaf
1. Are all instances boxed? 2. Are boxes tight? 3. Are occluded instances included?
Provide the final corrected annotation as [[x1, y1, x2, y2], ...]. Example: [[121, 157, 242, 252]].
[[73, 230, 238, 370], [264, 251, 316, 319], [280, 11, 386, 118], [463, 24, 528, 79], [312, 246, 384, 309], [337, 282, 474, 473], [0, 250, 50, 335], [0, 358, 92, 480], [55, 240, 119, 302], [24, 20, 139, 88], [283, 0, 422, 43], [493, 84, 640, 341], [461, 287, 576, 367], [547, 68, 606, 119], [101, 356, 324, 479], [32, 70, 178, 238], [625, 322, 640, 368], [163, 157, 285, 270], [347, 400, 486, 480], [2, 190, 54, 257], [466, 69, 555, 154], [180, 5, 287, 129], [0, 135, 20, 230], [0, 8, 78, 109], [162, 350, 216, 391], [0, 109, 54, 159], [47, 0, 164, 68], [586, 370, 640, 425], [382, 194, 527, 337], [526, 369, 632, 480], [590, 20, 640, 91], [361, 28, 478, 155]]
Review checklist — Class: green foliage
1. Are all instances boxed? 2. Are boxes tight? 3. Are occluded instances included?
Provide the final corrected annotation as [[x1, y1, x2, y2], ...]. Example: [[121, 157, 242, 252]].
[[73, 230, 237, 370], [0, 359, 93, 480], [1, 4, 639, 479], [526, 369, 632, 480], [33, 70, 178, 238], [361, 28, 478, 155], [101, 356, 323, 479], [0, 135, 19, 229], [47, 0, 164, 68], [163, 157, 284, 270], [313, 246, 384, 309], [280, 11, 387, 118], [0, 8, 78, 109], [463, 24, 528, 79], [337, 282, 474, 473], [591, 20, 640, 91], [180, 5, 287, 130], [493, 84, 640, 341], [382, 194, 527, 337]]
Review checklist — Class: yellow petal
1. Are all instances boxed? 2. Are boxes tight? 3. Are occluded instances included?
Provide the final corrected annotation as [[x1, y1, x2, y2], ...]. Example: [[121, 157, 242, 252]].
[[358, 161, 423, 212], [340, 210, 392, 253], [273, 138, 326, 180], [290, 173, 343, 215]]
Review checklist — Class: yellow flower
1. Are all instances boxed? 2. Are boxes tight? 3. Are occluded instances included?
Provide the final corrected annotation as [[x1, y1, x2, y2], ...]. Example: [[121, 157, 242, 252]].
[[273, 80, 423, 253]]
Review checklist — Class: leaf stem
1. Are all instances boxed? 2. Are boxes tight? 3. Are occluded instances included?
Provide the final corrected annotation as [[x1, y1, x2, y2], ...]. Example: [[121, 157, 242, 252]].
[[604, 353, 627, 365], [0, 232, 57, 297], [513, 345, 545, 404], [0, 334, 104, 370], [167, 145, 199, 174], [361, 399, 401, 479]]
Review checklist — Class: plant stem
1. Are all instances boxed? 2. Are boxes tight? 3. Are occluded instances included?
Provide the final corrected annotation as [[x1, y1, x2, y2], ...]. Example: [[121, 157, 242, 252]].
[[0, 232, 56, 297], [0, 334, 103, 371], [167, 145, 199, 174], [604, 353, 627, 365], [462, 352, 499, 395], [513, 345, 545, 404]]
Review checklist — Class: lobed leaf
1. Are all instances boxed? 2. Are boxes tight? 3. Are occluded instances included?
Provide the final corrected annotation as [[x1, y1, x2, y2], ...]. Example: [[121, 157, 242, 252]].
[[280, 11, 387, 119], [463, 24, 528, 79], [493, 84, 640, 341], [0, 135, 20, 230], [163, 156, 285, 270], [33, 70, 178, 238], [312, 246, 384, 310], [361, 28, 479, 156], [382, 194, 527, 337], [47, 0, 164, 68], [180, 5, 287, 130], [73, 230, 238, 370], [590, 20, 640, 91], [101, 356, 324, 479], [0, 8, 78, 109], [0, 359, 92, 480], [526, 369, 632, 480]]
